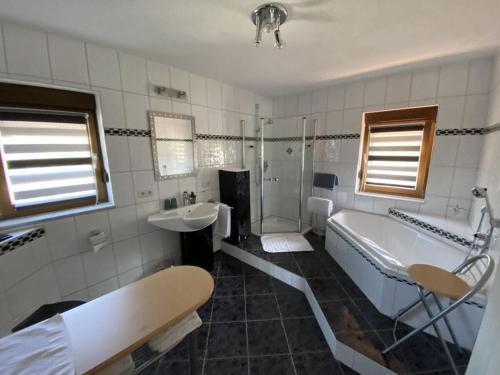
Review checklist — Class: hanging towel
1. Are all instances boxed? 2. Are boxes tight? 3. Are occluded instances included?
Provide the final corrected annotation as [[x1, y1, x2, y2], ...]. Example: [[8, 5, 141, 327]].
[[214, 204, 231, 238], [0, 314, 75, 375], [148, 312, 202, 353], [307, 196, 333, 216]]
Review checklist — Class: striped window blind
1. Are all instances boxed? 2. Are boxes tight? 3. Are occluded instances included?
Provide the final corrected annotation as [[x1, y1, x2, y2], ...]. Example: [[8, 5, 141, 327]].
[[0, 111, 97, 208], [365, 124, 424, 190]]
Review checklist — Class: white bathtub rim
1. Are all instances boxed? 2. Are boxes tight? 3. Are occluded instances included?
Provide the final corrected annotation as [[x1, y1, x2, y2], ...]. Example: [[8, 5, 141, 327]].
[[326, 216, 487, 307]]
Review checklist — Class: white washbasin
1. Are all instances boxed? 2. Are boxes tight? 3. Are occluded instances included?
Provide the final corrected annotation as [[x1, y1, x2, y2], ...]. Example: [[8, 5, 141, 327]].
[[148, 202, 220, 232]]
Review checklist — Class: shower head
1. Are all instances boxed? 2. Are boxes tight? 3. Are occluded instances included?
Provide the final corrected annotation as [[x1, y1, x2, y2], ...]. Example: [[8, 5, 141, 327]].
[[472, 187, 500, 228], [472, 187, 488, 198]]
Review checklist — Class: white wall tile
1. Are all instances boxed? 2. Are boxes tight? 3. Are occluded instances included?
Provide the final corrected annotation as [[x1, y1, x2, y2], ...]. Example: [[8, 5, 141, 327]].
[[364, 77, 386, 106], [273, 97, 285, 118], [468, 58, 493, 95], [75, 211, 111, 252], [170, 67, 190, 100], [455, 135, 483, 168], [53, 255, 86, 296], [109, 206, 138, 242], [327, 85, 345, 111], [106, 135, 131, 172], [97, 88, 125, 128], [0, 244, 36, 291], [158, 179, 179, 200], [191, 105, 209, 134], [128, 137, 153, 171], [463, 94, 489, 128], [411, 67, 438, 100], [438, 62, 469, 97], [119, 52, 148, 94], [140, 231, 165, 264], [451, 168, 477, 198], [342, 108, 363, 134], [326, 110, 343, 134], [86, 43, 121, 90], [312, 88, 328, 113], [118, 266, 143, 287], [3, 24, 50, 78], [298, 91, 312, 115], [386, 72, 411, 104], [88, 277, 118, 299], [113, 237, 142, 274], [48, 34, 88, 83], [172, 101, 191, 115], [207, 79, 222, 109], [136, 201, 160, 234], [190, 74, 207, 106], [31, 237, 51, 269], [123, 92, 149, 130], [132, 170, 159, 203], [431, 136, 458, 167], [146, 60, 170, 96], [208, 108, 223, 134], [150, 97, 172, 112], [82, 245, 116, 286], [111, 172, 135, 207], [284, 95, 299, 117], [436, 96, 465, 129], [427, 166, 453, 196], [45, 217, 80, 260], [344, 81, 364, 109], [222, 84, 234, 111]]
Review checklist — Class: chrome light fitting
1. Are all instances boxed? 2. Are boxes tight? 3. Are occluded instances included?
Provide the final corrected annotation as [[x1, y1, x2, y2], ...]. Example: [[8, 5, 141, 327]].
[[251, 3, 288, 49]]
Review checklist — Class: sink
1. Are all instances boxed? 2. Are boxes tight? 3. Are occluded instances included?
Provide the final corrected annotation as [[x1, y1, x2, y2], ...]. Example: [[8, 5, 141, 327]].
[[148, 203, 220, 232]]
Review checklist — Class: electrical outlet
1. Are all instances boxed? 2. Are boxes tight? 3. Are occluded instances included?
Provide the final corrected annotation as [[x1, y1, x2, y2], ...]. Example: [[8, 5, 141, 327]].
[[137, 190, 153, 198]]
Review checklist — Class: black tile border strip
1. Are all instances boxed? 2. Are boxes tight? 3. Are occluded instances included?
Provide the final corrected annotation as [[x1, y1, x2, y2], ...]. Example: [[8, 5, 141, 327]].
[[328, 224, 484, 309], [388, 208, 473, 248], [0, 228, 45, 255], [104, 127, 489, 140]]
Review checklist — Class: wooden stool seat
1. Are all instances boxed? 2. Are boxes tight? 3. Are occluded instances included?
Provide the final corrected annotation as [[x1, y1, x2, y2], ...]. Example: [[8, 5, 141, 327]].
[[408, 264, 471, 300]]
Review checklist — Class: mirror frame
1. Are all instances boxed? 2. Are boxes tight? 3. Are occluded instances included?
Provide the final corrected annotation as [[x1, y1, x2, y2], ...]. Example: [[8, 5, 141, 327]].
[[148, 110, 198, 180]]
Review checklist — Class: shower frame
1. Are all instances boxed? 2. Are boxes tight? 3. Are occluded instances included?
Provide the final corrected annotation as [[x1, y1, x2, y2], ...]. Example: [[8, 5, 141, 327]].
[[253, 117, 314, 235]]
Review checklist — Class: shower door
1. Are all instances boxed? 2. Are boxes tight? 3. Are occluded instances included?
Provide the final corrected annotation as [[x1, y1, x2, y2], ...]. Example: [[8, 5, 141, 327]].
[[259, 117, 310, 235]]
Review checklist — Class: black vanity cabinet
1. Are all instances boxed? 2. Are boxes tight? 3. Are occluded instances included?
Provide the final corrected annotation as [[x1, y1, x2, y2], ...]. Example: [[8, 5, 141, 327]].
[[180, 225, 214, 272], [219, 168, 251, 243]]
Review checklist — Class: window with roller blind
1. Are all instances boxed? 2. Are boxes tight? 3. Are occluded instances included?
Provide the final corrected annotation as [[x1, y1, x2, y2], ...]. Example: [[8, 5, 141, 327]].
[[356, 106, 438, 200], [0, 81, 113, 227]]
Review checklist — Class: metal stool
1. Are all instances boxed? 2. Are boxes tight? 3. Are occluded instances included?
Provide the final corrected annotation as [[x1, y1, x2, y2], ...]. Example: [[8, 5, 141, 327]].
[[382, 254, 494, 375]]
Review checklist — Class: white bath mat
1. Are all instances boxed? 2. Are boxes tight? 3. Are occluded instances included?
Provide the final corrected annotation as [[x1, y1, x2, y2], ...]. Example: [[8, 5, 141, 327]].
[[261, 233, 313, 253]]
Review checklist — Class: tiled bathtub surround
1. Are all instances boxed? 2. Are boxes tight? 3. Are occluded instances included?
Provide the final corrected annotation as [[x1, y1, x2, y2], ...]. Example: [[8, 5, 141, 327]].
[[0, 21, 272, 336], [272, 57, 494, 221]]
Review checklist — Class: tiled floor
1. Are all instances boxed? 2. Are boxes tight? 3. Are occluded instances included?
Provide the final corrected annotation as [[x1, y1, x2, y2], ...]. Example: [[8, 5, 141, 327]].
[[229, 233, 472, 375], [134, 232, 471, 374], [135, 249, 352, 374]]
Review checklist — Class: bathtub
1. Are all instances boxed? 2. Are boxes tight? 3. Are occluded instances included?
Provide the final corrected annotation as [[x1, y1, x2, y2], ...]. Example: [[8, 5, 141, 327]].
[[325, 209, 486, 350]]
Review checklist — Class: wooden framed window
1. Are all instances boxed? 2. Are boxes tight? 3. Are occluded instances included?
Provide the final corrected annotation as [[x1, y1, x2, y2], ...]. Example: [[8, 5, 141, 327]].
[[357, 106, 438, 200], [0, 81, 112, 226]]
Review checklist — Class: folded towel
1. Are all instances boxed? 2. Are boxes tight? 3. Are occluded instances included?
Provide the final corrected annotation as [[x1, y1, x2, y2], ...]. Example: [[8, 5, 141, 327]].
[[148, 312, 202, 353], [0, 314, 74, 375], [307, 196, 333, 216], [214, 203, 231, 238]]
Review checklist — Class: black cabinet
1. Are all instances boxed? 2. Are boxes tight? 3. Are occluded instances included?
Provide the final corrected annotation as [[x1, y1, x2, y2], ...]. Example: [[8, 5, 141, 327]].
[[219, 169, 251, 243], [181, 225, 214, 271]]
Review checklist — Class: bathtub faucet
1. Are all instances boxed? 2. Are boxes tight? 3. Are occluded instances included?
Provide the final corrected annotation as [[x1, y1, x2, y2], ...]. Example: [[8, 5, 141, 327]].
[[467, 187, 500, 258]]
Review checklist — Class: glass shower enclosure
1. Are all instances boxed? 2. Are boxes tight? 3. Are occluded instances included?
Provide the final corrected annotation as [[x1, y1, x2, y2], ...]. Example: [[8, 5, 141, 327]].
[[253, 117, 315, 235]]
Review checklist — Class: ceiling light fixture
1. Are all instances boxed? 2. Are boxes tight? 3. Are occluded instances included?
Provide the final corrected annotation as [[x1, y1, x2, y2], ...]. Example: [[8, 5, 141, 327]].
[[251, 3, 288, 49]]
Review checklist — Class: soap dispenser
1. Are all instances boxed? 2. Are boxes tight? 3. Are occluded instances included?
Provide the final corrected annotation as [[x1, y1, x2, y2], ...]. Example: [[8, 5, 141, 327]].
[[189, 192, 197, 204]]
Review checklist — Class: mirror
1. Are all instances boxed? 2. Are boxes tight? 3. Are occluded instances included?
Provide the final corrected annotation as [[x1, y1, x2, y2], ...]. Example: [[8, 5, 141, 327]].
[[148, 111, 197, 180]]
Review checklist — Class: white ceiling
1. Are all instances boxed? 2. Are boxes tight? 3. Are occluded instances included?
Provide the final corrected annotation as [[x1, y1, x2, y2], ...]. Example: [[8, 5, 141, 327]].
[[0, 0, 499, 96]]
